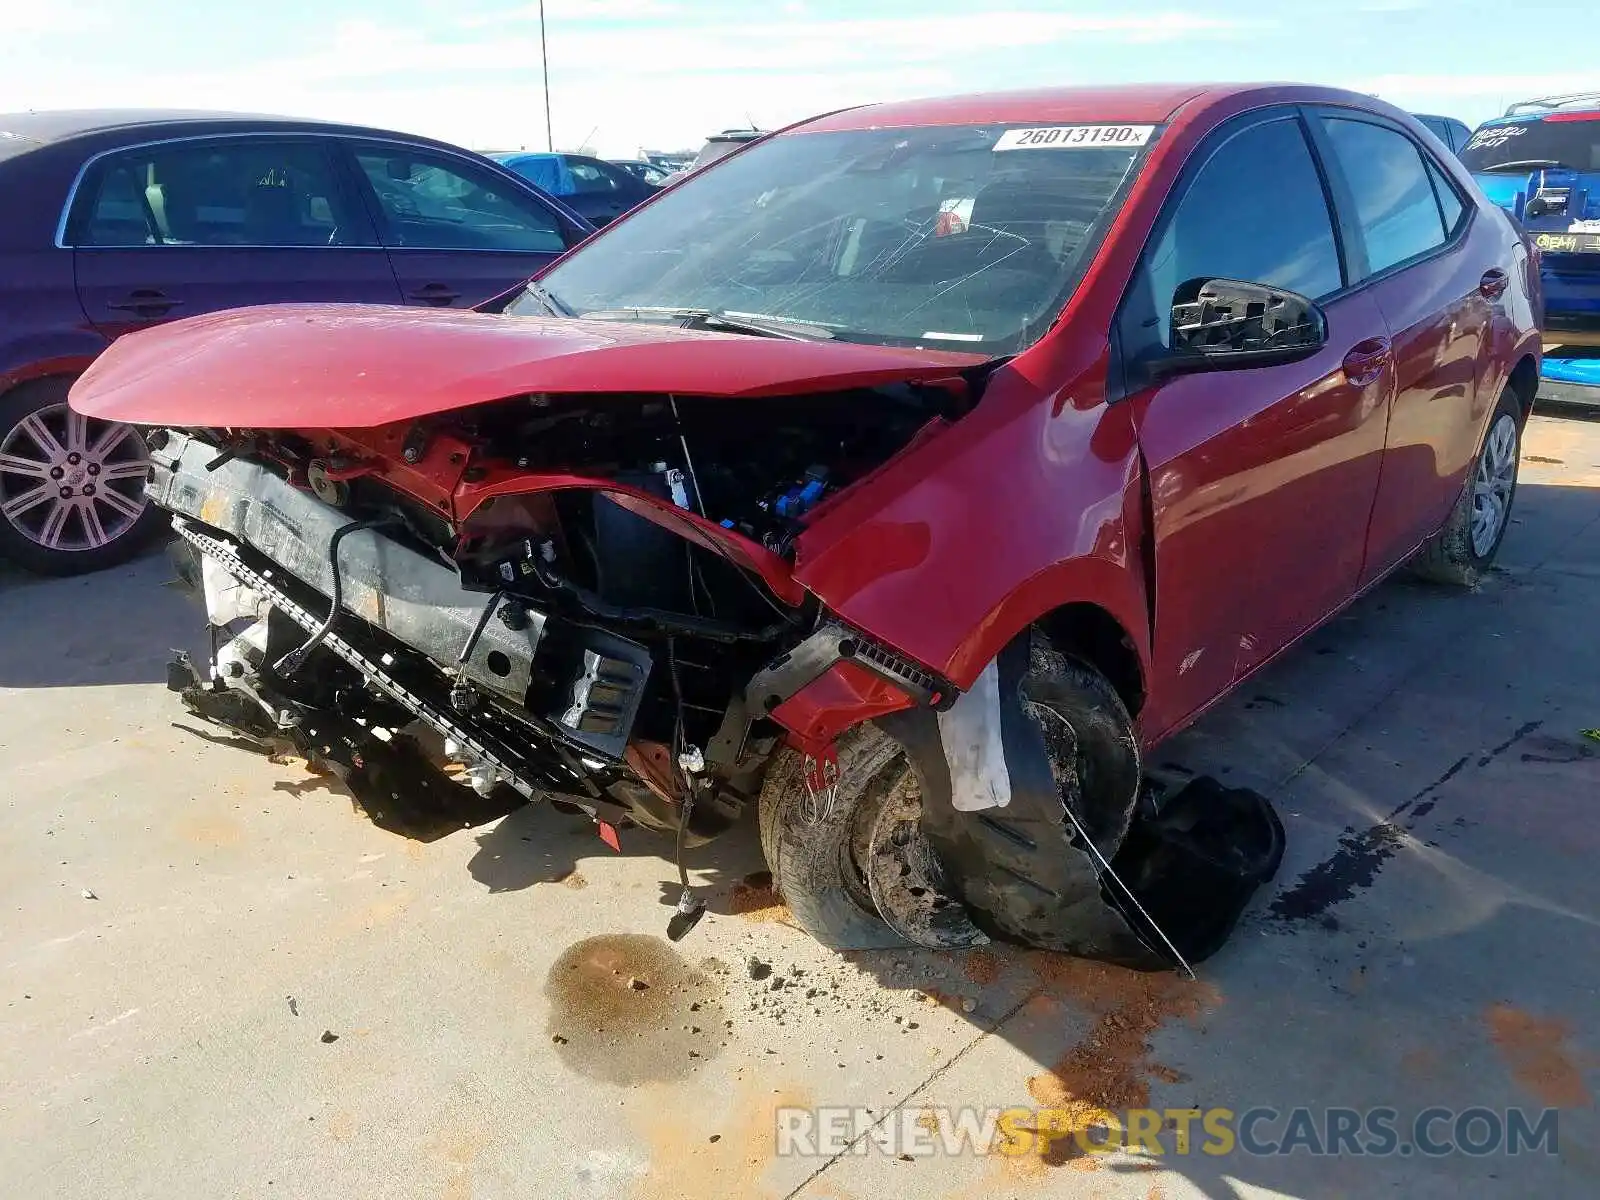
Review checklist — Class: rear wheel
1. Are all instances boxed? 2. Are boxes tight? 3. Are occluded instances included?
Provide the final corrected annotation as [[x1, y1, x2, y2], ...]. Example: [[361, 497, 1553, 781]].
[[0, 379, 164, 576], [1409, 386, 1522, 587]]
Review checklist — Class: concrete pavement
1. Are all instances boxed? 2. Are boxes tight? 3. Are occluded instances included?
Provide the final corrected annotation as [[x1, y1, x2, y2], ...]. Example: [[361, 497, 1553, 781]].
[[2, 412, 1598, 1199]]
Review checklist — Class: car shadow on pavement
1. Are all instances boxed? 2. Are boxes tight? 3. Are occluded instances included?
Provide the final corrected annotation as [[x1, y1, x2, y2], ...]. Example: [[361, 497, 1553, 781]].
[[0, 541, 192, 688], [465, 797, 767, 907]]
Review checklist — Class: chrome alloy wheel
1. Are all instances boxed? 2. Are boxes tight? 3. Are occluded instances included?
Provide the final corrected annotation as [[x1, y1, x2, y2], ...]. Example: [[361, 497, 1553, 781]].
[[1470, 411, 1518, 558], [0, 403, 151, 552]]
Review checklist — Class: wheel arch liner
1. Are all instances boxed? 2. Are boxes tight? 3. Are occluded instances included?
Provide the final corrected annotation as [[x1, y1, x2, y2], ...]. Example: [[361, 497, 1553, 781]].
[[881, 635, 1160, 965], [884, 631, 1286, 967]]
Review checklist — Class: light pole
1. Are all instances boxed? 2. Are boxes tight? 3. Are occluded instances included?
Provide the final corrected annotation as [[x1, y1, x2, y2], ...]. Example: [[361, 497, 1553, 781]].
[[539, 0, 554, 152]]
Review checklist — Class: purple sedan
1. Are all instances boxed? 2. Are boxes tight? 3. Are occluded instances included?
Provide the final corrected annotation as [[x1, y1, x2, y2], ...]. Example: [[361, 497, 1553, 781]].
[[0, 108, 593, 574]]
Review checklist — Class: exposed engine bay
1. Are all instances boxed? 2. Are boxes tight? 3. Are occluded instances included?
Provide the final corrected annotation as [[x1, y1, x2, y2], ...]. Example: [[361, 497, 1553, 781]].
[[155, 383, 967, 860]]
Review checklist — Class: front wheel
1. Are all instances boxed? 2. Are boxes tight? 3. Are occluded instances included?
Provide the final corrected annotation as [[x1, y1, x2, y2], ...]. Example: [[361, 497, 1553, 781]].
[[0, 379, 165, 576], [757, 724, 922, 950], [1409, 386, 1522, 587], [756, 633, 1143, 953]]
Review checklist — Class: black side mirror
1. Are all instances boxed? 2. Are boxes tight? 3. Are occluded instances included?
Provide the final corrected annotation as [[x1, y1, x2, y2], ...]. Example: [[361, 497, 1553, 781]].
[[1158, 277, 1328, 376]]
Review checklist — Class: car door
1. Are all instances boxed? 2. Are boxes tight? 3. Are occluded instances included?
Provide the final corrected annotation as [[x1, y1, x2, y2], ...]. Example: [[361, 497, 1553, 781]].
[[1307, 112, 1493, 584], [69, 135, 401, 340], [1119, 109, 1395, 734], [343, 141, 579, 307]]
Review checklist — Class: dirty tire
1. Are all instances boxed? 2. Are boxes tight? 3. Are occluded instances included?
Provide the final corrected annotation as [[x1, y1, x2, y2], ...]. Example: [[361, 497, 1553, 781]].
[[0, 378, 165, 576], [758, 724, 915, 950], [941, 634, 1143, 950], [1409, 386, 1522, 588]]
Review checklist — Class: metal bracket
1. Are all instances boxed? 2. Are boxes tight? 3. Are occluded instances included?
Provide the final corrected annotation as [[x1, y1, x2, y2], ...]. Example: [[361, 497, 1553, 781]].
[[744, 622, 959, 716]]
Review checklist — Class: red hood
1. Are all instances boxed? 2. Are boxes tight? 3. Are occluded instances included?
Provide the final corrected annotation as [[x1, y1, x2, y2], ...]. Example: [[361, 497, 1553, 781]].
[[70, 303, 986, 428]]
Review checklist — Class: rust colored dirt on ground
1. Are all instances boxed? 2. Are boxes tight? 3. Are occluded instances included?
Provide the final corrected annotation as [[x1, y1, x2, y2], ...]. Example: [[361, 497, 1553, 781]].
[[629, 1080, 812, 1200], [1006, 954, 1218, 1169], [729, 870, 795, 924], [1485, 1003, 1594, 1108], [962, 948, 1002, 987], [545, 934, 729, 1085]]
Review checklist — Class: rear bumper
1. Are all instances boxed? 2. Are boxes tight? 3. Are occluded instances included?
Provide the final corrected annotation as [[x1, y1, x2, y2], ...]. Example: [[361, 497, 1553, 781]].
[[1538, 378, 1600, 407], [1539, 354, 1600, 407]]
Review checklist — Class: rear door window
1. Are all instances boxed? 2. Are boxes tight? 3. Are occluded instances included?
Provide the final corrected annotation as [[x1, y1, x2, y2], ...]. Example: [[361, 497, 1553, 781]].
[[1417, 117, 1452, 146], [1137, 115, 1343, 349], [351, 146, 568, 252], [74, 138, 367, 248], [1319, 118, 1449, 276]]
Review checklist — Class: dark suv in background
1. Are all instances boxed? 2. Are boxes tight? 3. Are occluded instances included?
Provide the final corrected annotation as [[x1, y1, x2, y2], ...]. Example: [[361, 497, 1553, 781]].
[[0, 110, 592, 575]]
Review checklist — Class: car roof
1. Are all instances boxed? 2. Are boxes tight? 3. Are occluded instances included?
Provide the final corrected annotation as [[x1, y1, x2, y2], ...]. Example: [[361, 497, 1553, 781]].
[[795, 83, 1383, 134], [1478, 108, 1600, 129], [0, 108, 471, 151], [1502, 92, 1600, 118], [0, 109, 341, 141], [496, 151, 571, 163]]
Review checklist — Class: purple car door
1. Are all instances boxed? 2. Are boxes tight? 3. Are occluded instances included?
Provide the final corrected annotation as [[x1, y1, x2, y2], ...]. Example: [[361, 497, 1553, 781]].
[[345, 142, 577, 307], [70, 136, 402, 340]]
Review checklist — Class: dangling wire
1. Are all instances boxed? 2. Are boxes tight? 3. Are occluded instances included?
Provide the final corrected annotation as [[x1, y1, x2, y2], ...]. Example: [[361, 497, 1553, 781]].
[[663, 633, 706, 939]]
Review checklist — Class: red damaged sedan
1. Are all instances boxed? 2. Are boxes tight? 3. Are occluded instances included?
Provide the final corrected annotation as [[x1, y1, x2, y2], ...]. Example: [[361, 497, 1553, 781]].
[[71, 84, 1542, 966]]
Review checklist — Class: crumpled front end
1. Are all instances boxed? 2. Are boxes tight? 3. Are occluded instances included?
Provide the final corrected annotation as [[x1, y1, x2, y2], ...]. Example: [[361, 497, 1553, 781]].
[[94, 306, 1279, 966], [143, 373, 968, 866]]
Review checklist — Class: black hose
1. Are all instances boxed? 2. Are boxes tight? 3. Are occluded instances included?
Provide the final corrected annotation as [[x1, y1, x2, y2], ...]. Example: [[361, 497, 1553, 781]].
[[273, 517, 392, 677]]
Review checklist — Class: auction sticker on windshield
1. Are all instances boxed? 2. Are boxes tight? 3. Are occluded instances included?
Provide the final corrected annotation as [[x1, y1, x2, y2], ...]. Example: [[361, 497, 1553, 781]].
[[994, 125, 1154, 151]]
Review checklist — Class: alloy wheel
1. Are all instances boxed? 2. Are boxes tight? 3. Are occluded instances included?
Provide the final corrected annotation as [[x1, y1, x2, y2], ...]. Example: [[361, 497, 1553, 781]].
[[1470, 412, 1518, 558], [0, 403, 151, 552]]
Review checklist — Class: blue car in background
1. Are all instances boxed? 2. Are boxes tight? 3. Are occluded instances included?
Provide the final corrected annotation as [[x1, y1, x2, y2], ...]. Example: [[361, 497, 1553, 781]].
[[1464, 93, 1600, 406], [490, 151, 659, 227]]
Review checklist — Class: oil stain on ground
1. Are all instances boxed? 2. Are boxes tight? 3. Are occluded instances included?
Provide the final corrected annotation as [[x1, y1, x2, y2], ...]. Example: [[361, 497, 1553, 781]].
[[546, 934, 728, 1084], [1270, 720, 1542, 922]]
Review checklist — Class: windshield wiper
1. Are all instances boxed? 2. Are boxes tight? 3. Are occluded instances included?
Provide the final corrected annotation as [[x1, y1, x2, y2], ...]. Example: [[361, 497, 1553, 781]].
[[1485, 158, 1571, 172], [519, 281, 573, 317], [579, 307, 834, 340]]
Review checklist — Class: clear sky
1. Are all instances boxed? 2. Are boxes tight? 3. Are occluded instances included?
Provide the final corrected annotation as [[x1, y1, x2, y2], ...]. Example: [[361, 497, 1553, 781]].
[[6, 1, 1597, 158]]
